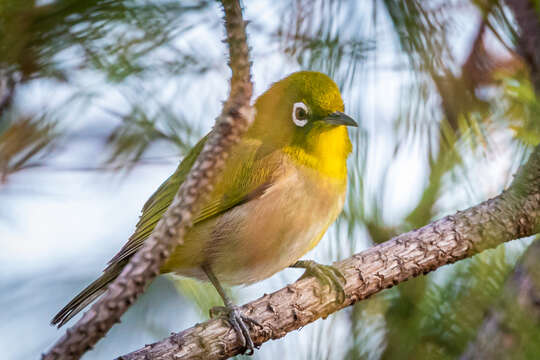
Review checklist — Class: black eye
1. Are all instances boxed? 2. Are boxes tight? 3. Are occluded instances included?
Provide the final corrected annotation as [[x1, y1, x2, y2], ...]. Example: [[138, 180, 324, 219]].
[[295, 107, 307, 120]]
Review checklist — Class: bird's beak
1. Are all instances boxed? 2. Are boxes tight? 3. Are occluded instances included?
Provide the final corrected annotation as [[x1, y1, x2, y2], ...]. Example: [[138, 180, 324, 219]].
[[323, 111, 358, 127]]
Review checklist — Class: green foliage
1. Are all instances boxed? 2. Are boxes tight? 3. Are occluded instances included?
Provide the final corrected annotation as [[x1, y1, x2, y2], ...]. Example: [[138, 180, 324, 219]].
[[276, 0, 374, 90], [501, 76, 540, 145], [416, 246, 517, 356], [0, 113, 59, 182], [0, 0, 212, 81], [105, 103, 200, 171], [0, 0, 214, 178]]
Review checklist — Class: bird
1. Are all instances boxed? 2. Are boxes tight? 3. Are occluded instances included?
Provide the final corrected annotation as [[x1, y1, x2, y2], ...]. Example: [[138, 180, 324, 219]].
[[51, 70, 357, 353]]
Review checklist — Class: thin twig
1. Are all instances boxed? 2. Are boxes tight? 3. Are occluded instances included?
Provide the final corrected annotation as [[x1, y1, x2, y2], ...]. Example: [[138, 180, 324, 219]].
[[42, 1, 254, 359]]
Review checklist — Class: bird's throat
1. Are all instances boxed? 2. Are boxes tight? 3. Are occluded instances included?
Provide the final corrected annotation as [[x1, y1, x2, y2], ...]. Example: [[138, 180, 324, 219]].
[[283, 126, 352, 180]]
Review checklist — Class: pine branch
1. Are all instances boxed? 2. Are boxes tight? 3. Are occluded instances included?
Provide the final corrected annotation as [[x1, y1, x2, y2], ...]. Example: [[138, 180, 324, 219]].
[[41, 1, 254, 359], [120, 144, 540, 360]]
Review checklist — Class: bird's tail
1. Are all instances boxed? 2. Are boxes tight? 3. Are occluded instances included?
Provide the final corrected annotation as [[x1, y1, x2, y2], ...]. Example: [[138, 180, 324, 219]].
[[51, 265, 122, 328]]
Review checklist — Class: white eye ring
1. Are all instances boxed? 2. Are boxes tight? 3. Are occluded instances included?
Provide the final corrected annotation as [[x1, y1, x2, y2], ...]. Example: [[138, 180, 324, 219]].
[[292, 102, 309, 127]]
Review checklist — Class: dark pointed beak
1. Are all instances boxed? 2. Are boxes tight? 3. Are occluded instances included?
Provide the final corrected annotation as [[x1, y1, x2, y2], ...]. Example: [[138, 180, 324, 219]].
[[323, 111, 358, 127]]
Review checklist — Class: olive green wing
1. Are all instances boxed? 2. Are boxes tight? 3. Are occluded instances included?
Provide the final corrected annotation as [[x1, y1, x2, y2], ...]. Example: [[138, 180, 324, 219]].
[[106, 134, 270, 267], [105, 134, 208, 266]]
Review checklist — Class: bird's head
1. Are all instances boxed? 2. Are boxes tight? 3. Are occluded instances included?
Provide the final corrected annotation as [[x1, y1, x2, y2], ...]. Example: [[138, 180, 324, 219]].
[[250, 71, 356, 170]]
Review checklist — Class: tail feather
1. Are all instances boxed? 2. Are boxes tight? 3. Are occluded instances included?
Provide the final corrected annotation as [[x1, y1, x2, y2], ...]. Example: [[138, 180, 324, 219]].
[[51, 266, 121, 328]]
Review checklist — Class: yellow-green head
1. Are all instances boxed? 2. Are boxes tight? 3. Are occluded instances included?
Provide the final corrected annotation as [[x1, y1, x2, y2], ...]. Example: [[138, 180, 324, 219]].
[[250, 71, 357, 179]]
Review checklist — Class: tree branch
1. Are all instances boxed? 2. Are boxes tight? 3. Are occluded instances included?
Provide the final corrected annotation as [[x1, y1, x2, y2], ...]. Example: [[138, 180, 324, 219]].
[[42, 1, 254, 359], [120, 144, 540, 360]]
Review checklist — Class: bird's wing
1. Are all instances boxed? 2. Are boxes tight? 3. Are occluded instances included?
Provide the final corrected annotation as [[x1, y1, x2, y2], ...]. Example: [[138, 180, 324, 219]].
[[52, 133, 273, 327], [106, 132, 273, 268]]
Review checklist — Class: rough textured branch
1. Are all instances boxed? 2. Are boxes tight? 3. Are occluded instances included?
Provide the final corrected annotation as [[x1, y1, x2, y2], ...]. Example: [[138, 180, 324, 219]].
[[42, 1, 253, 359], [121, 145, 540, 360]]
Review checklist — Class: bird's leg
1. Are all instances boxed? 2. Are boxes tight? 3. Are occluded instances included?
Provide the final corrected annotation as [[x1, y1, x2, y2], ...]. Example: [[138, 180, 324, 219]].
[[202, 264, 260, 355], [290, 260, 347, 304]]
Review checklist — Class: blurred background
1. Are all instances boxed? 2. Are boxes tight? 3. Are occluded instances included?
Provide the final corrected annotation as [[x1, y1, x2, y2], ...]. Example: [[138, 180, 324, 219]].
[[1, 0, 539, 359]]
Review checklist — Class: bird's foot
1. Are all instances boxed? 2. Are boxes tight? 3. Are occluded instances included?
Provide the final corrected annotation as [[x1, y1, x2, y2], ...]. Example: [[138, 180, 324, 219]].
[[291, 260, 347, 304], [210, 304, 261, 355]]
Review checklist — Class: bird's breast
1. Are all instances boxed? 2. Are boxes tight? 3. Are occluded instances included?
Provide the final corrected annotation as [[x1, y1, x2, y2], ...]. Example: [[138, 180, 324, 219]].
[[207, 159, 346, 285]]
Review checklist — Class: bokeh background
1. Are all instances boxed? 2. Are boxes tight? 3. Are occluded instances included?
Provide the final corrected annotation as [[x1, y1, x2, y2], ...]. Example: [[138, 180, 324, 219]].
[[1, 0, 539, 359]]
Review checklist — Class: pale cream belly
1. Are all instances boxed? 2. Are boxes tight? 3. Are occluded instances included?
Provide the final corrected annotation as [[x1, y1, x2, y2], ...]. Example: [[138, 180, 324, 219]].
[[168, 166, 346, 286]]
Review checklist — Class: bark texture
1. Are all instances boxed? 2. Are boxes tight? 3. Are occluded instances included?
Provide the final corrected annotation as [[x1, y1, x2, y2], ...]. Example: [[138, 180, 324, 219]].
[[120, 145, 540, 360], [42, 1, 253, 359]]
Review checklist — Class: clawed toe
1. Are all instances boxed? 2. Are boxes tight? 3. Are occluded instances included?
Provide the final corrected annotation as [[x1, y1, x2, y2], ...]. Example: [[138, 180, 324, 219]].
[[291, 260, 347, 304], [210, 305, 260, 355]]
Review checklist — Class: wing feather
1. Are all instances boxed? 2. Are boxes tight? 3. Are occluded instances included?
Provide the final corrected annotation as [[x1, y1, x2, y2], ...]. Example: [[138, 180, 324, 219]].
[[106, 134, 271, 269]]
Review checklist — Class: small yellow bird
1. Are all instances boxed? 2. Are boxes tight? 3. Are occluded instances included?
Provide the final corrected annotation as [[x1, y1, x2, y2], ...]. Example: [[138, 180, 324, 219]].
[[52, 71, 356, 352]]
